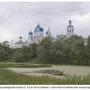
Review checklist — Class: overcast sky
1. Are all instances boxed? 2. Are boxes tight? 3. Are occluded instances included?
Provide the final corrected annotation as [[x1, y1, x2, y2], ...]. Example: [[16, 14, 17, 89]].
[[0, 2, 90, 42]]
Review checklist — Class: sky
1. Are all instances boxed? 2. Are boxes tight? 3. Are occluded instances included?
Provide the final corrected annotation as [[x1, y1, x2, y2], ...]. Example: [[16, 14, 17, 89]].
[[0, 2, 90, 42]]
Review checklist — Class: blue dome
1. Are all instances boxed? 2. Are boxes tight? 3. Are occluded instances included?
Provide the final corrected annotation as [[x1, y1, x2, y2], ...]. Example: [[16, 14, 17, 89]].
[[34, 24, 44, 33], [28, 31, 33, 35]]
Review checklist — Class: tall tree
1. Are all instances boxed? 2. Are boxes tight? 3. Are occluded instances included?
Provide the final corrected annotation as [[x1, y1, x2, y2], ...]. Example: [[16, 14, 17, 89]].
[[37, 36, 53, 63]]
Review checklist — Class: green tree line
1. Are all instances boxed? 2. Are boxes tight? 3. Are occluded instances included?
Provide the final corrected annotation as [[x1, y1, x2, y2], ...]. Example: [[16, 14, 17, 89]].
[[0, 35, 90, 65]]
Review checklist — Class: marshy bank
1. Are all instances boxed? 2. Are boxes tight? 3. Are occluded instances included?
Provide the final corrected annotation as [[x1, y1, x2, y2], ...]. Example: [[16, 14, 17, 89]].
[[7, 65, 90, 77], [0, 68, 90, 84], [0, 64, 90, 84]]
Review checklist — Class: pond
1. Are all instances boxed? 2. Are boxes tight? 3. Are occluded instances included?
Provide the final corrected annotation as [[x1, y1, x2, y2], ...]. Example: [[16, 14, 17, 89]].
[[7, 65, 90, 78]]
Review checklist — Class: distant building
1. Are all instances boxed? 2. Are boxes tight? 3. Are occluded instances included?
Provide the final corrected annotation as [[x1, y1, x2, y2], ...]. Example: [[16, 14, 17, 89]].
[[66, 20, 74, 37], [11, 20, 88, 48], [46, 27, 51, 37], [12, 24, 51, 48], [14, 36, 25, 48], [32, 24, 44, 44]]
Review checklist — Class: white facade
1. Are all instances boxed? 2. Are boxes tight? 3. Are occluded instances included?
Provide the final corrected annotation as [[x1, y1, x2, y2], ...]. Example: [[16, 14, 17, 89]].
[[66, 20, 74, 37], [13, 24, 49, 48], [12, 36, 25, 48], [32, 24, 44, 44], [11, 21, 89, 48], [46, 27, 51, 37]]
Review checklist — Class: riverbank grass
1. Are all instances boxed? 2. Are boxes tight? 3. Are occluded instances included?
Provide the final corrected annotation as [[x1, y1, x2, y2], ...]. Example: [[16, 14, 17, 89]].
[[0, 69, 90, 84], [0, 63, 51, 68]]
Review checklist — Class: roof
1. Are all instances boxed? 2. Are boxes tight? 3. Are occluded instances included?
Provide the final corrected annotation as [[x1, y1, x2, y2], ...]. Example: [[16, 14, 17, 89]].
[[15, 40, 25, 44], [34, 24, 44, 33], [28, 31, 33, 35]]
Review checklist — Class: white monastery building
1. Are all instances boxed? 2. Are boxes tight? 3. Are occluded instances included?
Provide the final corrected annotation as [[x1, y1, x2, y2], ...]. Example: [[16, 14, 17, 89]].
[[12, 24, 51, 48], [66, 20, 74, 37], [11, 20, 87, 48]]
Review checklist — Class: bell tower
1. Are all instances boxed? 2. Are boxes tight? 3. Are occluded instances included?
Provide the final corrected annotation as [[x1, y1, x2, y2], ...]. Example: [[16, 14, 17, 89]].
[[28, 29, 33, 43], [46, 26, 51, 37], [66, 20, 74, 36]]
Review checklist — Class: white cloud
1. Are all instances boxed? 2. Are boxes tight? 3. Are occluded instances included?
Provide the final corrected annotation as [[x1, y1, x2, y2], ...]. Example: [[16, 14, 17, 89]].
[[0, 2, 90, 42]]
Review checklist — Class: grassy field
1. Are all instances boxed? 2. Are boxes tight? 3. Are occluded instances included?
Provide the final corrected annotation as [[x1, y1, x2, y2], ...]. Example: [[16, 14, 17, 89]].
[[0, 69, 90, 84], [0, 63, 51, 68]]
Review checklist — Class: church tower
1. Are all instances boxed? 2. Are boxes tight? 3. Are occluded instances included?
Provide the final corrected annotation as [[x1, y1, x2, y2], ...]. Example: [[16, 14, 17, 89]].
[[46, 26, 51, 37], [66, 20, 74, 36], [34, 24, 44, 37], [33, 24, 44, 44], [28, 30, 33, 40], [28, 30, 33, 44]]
